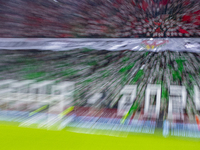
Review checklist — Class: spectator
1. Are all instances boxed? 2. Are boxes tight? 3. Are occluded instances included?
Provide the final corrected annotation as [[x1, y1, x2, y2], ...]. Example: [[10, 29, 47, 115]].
[[0, 0, 200, 38]]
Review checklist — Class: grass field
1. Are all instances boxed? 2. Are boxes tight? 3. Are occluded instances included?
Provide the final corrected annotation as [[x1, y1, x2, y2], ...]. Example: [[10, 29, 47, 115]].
[[0, 124, 200, 150], [0, 50, 200, 149]]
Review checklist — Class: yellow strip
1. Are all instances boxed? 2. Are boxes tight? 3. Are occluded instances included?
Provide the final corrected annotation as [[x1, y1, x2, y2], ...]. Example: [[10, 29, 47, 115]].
[[29, 105, 48, 116], [58, 106, 74, 118], [120, 112, 129, 124]]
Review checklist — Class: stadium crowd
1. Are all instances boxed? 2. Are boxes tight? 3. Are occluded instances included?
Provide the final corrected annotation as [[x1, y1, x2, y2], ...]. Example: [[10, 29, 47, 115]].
[[0, 0, 200, 38]]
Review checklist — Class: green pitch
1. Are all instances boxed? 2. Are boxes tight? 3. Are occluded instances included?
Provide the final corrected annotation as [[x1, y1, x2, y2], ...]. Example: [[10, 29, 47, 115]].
[[0, 124, 200, 150]]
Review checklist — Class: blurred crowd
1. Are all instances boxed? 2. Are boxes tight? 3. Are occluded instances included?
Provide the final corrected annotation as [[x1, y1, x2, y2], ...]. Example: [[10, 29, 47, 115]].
[[0, 0, 200, 38]]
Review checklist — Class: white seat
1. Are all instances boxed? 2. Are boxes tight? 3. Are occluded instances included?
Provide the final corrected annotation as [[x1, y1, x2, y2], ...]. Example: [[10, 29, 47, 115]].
[[87, 93, 102, 104], [144, 84, 161, 119], [117, 85, 137, 116], [0, 89, 12, 102], [51, 82, 75, 102], [0, 79, 17, 89], [28, 80, 55, 102], [9, 80, 35, 100]]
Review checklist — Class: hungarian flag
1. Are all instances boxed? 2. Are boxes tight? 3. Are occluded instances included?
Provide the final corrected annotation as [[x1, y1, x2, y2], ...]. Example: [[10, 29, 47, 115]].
[[156, 27, 161, 32], [182, 15, 191, 22], [160, 0, 169, 5], [154, 22, 162, 26], [179, 28, 189, 34], [183, 0, 190, 6], [193, 10, 200, 15], [142, 1, 148, 11]]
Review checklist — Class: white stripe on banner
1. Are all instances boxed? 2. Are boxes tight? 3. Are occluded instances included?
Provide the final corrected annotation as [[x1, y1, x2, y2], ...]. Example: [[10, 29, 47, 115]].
[[0, 38, 199, 52]]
